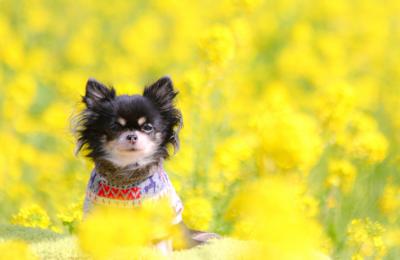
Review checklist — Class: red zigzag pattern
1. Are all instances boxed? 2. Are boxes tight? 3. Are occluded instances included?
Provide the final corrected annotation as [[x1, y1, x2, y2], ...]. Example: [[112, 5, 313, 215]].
[[97, 181, 141, 200]]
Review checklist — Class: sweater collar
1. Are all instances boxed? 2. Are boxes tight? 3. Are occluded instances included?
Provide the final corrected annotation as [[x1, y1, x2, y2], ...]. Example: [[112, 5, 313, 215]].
[[94, 159, 163, 186]]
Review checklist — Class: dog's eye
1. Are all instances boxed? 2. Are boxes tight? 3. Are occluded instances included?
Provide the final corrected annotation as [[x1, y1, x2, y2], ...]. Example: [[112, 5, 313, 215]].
[[112, 120, 125, 130], [111, 123, 122, 131], [142, 123, 153, 133]]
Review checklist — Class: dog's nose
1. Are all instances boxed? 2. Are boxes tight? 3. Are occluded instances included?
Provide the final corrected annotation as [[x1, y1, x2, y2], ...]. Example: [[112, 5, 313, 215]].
[[126, 134, 138, 142]]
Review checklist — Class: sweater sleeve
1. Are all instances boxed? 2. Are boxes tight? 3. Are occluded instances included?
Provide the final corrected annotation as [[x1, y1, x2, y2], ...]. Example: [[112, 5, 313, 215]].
[[169, 184, 183, 225]]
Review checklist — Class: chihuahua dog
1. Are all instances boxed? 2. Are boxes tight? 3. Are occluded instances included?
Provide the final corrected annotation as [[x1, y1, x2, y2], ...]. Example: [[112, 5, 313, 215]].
[[75, 76, 218, 253]]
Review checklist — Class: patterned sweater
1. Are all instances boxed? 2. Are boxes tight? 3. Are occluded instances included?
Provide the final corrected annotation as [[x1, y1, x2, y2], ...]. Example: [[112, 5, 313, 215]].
[[83, 163, 183, 224]]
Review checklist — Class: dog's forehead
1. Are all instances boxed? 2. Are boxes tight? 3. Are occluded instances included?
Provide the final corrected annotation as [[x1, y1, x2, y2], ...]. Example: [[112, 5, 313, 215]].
[[115, 95, 158, 123]]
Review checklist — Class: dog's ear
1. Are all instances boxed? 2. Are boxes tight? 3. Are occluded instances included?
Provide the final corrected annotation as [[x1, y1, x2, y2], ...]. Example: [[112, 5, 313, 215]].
[[143, 76, 177, 112], [144, 76, 182, 156], [83, 78, 116, 108]]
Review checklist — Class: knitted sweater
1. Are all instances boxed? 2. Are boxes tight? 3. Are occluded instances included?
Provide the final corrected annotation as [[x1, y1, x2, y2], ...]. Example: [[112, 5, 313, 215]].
[[83, 163, 183, 224]]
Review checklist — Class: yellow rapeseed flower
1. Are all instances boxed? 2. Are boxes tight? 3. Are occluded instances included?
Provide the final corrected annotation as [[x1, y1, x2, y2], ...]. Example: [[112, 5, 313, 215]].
[[199, 25, 235, 66], [337, 113, 389, 163], [326, 159, 356, 193], [11, 204, 51, 229], [347, 218, 387, 259], [182, 196, 213, 231], [57, 201, 83, 233], [379, 181, 400, 223]]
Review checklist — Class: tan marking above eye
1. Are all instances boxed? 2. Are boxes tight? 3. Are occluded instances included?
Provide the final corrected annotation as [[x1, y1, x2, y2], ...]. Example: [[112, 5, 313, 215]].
[[138, 117, 146, 126], [117, 117, 126, 126]]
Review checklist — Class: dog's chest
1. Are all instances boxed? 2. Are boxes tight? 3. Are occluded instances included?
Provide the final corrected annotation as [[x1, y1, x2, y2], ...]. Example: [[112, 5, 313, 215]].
[[83, 167, 183, 224]]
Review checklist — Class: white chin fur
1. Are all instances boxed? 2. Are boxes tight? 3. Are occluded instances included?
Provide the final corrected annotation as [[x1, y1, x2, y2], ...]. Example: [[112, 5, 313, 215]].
[[106, 149, 156, 167]]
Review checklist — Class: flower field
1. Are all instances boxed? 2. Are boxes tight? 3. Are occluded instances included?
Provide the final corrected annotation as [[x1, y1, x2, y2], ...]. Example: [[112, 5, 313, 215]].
[[1, 0, 400, 259]]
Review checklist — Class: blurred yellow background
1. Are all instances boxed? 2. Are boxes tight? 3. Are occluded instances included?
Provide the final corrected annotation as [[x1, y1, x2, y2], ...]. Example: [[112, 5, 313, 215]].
[[1, 0, 400, 258]]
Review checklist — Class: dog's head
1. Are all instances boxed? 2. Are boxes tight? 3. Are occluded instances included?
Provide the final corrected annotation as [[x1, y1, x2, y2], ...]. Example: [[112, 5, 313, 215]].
[[75, 76, 182, 168]]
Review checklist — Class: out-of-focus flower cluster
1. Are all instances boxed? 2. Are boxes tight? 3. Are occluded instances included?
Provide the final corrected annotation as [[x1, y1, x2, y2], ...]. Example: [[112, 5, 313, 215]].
[[347, 218, 387, 260], [1, 0, 400, 258], [226, 176, 326, 259], [78, 199, 175, 259]]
